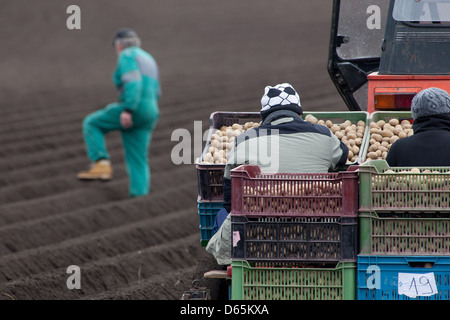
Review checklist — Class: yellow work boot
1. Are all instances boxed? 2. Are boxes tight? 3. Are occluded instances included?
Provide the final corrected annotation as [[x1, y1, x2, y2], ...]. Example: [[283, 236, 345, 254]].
[[77, 159, 113, 181]]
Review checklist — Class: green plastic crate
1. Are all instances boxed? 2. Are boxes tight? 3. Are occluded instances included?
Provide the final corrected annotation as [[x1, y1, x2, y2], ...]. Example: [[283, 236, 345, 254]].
[[359, 160, 450, 213], [231, 260, 356, 300], [359, 211, 450, 255], [370, 111, 412, 123]]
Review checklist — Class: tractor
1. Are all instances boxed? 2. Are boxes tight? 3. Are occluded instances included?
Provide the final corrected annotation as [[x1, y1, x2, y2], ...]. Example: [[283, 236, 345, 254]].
[[188, 0, 450, 301], [328, 0, 450, 113]]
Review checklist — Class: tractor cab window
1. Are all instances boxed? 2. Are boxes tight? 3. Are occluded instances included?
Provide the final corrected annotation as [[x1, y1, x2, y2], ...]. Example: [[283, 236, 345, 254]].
[[393, 0, 450, 24], [336, 0, 389, 60], [329, 0, 390, 111]]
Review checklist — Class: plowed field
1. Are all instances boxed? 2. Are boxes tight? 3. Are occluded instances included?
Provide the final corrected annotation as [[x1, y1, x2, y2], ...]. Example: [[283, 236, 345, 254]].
[[0, 0, 346, 300]]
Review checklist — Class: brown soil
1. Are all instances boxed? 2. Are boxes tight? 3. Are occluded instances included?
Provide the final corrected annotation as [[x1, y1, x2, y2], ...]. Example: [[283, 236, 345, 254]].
[[0, 0, 346, 300]]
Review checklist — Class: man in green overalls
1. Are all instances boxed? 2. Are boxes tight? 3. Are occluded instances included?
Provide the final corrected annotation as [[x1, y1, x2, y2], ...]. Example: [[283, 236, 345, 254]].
[[78, 29, 161, 197]]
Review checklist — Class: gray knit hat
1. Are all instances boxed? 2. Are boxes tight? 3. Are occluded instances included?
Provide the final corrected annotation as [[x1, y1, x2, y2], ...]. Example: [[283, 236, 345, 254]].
[[411, 87, 450, 119]]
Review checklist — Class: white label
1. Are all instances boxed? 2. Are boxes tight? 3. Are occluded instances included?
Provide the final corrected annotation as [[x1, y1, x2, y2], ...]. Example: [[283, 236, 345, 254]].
[[398, 273, 437, 298], [232, 231, 240, 247]]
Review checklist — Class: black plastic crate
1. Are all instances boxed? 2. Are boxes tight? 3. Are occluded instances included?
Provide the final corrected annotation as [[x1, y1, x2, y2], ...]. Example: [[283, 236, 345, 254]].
[[231, 215, 358, 263], [196, 111, 262, 201], [196, 164, 225, 201]]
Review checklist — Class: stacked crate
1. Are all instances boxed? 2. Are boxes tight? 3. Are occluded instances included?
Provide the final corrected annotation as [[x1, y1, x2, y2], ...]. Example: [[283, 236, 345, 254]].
[[229, 163, 360, 300], [357, 112, 450, 300], [195, 112, 261, 246], [195, 111, 369, 247], [196, 111, 375, 300]]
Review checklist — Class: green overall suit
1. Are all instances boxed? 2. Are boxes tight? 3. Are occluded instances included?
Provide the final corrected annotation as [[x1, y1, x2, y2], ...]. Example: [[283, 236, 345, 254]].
[[82, 46, 160, 197]]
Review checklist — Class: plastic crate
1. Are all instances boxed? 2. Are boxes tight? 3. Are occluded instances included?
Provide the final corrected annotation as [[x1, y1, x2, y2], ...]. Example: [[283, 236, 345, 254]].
[[231, 260, 356, 300], [196, 111, 369, 201], [359, 211, 450, 255], [231, 215, 358, 263], [197, 198, 224, 247], [196, 111, 262, 201], [230, 165, 359, 218], [357, 255, 450, 300], [196, 164, 225, 201], [370, 111, 413, 124], [359, 160, 450, 213], [362, 111, 413, 162]]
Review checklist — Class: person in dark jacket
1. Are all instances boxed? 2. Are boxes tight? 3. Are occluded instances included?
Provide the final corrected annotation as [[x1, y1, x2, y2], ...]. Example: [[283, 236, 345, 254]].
[[386, 87, 450, 167], [206, 83, 349, 265]]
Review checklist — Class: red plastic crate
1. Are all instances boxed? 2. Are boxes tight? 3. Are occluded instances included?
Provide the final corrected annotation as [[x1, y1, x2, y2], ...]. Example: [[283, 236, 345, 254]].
[[231, 165, 359, 218]]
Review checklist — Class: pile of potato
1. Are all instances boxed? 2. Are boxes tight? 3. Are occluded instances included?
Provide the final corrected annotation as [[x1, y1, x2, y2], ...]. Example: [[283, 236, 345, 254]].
[[375, 167, 450, 188], [304, 114, 366, 164], [243, 181, 342, 197], [242, 181, 343, 214], [371, 167, 450, 208], [366, 118, 413, 160], [200, 122, 260, 164], [202, 114, 368, 165]]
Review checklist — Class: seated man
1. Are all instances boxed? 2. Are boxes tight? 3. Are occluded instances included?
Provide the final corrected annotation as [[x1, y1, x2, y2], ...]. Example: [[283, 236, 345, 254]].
[[386, 87, 450, 166], [206, 83, 349, 265]]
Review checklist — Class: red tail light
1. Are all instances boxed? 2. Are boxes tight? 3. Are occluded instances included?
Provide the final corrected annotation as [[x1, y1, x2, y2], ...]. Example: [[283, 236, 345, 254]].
[[374, 93, 416, 110]]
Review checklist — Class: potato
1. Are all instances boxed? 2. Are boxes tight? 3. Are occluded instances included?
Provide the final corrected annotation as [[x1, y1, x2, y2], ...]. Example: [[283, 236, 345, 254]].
[[369, 144, 378, 152], [367, 152, 379, 159], [345, 125, 356, 133], [225, 129, 235, 138], [204, 152, 213, 162], [305, 114, 318, 124], [340, 120, 352, 129], [372, 133, 383, 142], [370, 128, 382, 135], [330, 124, 340, 133], [370, 122, 380, 129], [389, 118, 399, 126], [376, 120, 386, 127], [348, 150, 354, 159], [232, 123, 243, 131], [401, 119, 411, 127], [378, 145, 388, 153], [382, 129, 394, 138], [211, 139, 221, 149], [390, 135, 400, 144]]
